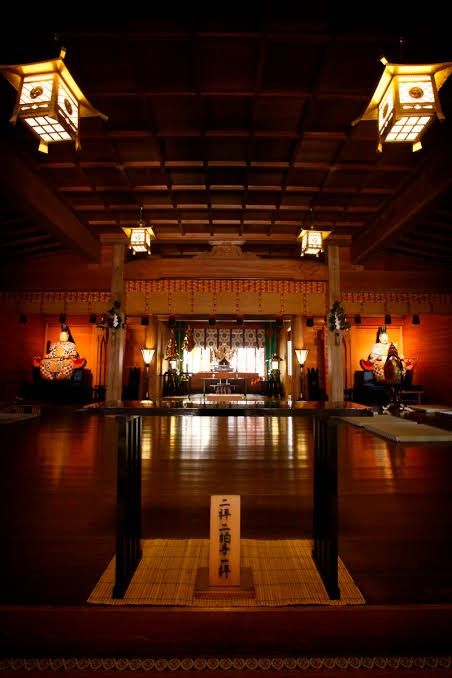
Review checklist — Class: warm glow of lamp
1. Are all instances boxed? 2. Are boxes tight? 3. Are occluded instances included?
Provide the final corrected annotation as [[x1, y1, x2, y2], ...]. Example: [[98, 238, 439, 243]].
[[298, 227, 331, 257], [269, 354, 283, 371], [0, 48, 107, 153], [295, 348, 309, 366], [294, 348, 309, 400], [141, 348, 155, 400], [141, 348, 155, 366], [353, 58, 452, 152], [122, 206, 156, 255]]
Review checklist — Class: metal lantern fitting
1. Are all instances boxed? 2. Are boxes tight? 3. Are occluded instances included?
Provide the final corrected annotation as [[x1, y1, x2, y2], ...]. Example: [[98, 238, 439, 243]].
[[122, 206, 156, 255], [0, 48, 107, 153], [353, 58, 452, 152]]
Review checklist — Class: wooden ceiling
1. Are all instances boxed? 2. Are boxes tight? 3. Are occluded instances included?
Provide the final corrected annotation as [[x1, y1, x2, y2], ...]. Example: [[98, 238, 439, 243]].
[[0, 12, 451, 267]]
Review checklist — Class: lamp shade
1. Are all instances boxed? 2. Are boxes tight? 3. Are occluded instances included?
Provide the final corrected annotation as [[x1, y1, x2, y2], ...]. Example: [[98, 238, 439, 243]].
[[295, 348, 309, 366], [140, 348, 155, 365], [353, 58, 452, 152], [0, 48, 107, 153]]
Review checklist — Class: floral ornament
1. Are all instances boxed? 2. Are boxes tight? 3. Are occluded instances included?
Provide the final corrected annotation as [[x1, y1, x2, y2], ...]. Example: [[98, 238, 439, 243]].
[[327, 301, 351, 332]]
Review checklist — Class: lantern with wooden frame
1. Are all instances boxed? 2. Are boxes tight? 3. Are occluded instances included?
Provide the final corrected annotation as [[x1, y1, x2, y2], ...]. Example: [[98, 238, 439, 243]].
[[298, 212, 331, 257], [122, 206, 156, 255], [0, 48, 107, 153], [353, 58, 452, 152]]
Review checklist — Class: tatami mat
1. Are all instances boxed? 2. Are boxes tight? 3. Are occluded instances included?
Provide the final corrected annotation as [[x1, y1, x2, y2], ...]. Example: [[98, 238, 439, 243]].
[[88, 539, 365, 607]]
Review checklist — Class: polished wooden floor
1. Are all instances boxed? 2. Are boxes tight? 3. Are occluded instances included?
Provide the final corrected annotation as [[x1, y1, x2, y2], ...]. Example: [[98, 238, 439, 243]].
[[0, 406, 451, 660]]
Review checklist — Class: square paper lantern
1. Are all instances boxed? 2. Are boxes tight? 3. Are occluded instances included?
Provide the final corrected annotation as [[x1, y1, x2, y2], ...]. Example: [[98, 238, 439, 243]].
[[353, 58, 452, 152], [0, 48, 107, 153], [298, 227, 331, 257]]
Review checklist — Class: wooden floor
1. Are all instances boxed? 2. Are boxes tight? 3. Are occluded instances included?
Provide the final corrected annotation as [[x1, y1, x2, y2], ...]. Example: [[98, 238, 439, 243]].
[[0, 405, 451, 662]]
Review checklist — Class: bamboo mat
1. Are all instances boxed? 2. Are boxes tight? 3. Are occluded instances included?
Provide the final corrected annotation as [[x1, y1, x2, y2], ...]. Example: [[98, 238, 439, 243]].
[[341, 415, 452, 442], [88, 539, 365, 607], [0, 412, 40, 424]]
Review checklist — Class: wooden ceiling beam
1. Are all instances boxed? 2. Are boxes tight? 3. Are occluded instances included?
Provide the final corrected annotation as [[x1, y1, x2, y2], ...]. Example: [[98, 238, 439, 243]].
[[57, 184, 393, 196], [0, 146, 100, 261], [41, 159, 411, 173], [389, 244, 452, 261], [1, 234, 54, 247], [352, 133, 452, 264]]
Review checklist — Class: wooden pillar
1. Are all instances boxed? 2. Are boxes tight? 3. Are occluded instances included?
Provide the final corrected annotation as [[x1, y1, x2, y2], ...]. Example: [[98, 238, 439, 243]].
[[327, 244, 344, 402], [145, 316, 159, 400], [291, 315, 305, 400], [106, 243, 126, 402], [277, 322, 287, 396]]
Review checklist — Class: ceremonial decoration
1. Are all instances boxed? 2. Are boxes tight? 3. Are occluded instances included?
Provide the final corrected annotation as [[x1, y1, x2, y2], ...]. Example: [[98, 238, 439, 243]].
[[182, 325, 195, 352], [34, 328, 86, 381], [98, 300, 125, 331], [211, 344, 236, 369], [327, 301, 351, 345]]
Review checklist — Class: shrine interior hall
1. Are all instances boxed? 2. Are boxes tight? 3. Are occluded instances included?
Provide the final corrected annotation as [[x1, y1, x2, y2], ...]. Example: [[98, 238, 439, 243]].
[[1, 10, 452, 677]]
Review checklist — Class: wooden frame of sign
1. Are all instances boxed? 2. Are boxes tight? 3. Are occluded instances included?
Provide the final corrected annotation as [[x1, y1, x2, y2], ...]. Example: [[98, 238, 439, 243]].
[[194, 494, 255, 599]]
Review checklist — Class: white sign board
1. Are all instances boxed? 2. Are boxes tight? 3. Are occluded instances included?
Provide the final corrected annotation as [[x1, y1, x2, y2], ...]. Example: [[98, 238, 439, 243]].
[[208, 495, 240, 587]]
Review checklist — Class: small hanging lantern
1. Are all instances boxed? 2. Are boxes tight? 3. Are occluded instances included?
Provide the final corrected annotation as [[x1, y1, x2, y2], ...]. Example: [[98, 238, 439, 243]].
[[0, 48, 107, 153], [298, 221, 331, 257], [353, 58, 452, 152], [298, 208, 330, 257], [122, 206, 156, 255]]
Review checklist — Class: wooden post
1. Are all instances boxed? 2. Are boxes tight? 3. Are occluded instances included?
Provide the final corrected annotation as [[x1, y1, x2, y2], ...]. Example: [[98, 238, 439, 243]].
[[292, 315, 305, 400], [312, 415, 339, 600], [144, 316, 159, 400], [106, 242, 126, 402], [327, 244, 344, 402], [113, 415, 142, 598]]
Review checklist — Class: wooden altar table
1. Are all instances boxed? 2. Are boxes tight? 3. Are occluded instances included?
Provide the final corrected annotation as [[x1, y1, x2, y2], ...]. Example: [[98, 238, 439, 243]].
[[195, 371, 259, 396]]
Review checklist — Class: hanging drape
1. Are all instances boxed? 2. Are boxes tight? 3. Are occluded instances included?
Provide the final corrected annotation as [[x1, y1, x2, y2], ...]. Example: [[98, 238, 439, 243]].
[[264, 322, 277, 377]]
